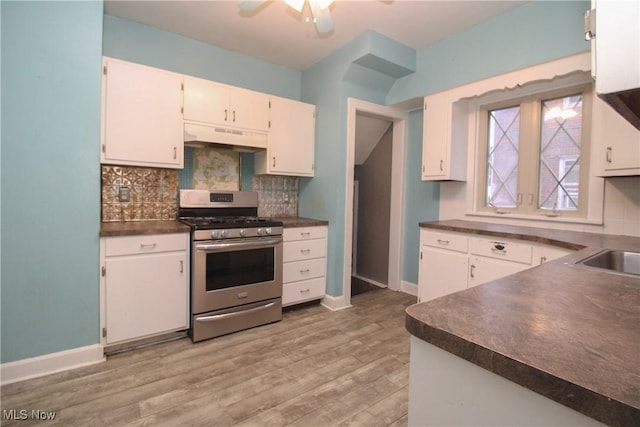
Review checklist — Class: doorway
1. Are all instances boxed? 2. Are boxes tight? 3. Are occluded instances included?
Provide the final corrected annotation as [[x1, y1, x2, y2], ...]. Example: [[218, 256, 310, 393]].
[[343, 98, 408, 306], [352, 119, 393, 296]]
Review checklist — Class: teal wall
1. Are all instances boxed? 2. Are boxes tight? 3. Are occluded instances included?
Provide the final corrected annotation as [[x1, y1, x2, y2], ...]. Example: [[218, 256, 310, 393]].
[[1, 1, 104, 363], [0, 0, 590, 364]]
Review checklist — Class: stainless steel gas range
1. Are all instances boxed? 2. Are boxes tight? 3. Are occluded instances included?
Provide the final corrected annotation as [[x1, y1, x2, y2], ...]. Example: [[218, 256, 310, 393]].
[[179, 189, 283, 342]]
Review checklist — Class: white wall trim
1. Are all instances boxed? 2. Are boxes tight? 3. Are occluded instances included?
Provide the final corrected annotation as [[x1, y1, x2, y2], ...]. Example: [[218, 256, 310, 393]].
[[401, 280, 419, 297], [344, 98, 408, 308], [0, 345, 105, 385], [320, 294, 352, 311]]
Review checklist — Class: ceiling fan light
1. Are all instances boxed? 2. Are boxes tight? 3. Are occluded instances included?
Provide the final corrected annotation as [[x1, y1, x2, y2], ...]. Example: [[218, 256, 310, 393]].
[[316, 0, 334, 10], [284, 0, 305, 13]]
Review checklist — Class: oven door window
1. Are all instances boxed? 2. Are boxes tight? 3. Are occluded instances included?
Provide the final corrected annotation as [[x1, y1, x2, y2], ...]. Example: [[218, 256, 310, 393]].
[[205, 247, 274, 291]]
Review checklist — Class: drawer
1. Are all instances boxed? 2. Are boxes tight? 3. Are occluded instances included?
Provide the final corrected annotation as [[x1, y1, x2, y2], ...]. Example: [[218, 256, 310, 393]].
[[421, 230, 468, 253], [283, 238, 327, 262], [469, 237, 532, 265], [284, 226, 328, 242], [282, 277, 325, 307], [105, 233, 188, 257], [283, 258, 326, 284]]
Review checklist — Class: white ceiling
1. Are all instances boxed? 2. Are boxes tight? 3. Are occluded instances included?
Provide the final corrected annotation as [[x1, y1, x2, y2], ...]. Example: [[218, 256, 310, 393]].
[[104, 0, 527, 71]]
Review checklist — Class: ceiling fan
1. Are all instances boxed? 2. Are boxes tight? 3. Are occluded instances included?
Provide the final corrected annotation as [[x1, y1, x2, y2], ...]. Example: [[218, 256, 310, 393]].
[[238, 0, 335, 33]]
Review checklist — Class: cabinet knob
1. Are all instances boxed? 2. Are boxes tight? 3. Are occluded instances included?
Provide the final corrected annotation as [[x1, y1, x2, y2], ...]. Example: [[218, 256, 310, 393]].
[[439, 160, 444, 171], [606, 147, 612, 163], [470, 264, 476, 278]]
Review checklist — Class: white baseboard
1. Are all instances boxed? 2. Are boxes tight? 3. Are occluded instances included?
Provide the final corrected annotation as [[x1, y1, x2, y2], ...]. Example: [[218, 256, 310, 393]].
[[352, 274, 387, 289], [320, 294, 352, 311], [1, 344, 105, 385], [401, 280, 418, 297]]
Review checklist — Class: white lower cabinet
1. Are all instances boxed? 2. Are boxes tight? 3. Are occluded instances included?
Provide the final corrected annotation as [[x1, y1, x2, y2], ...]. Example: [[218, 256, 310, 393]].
[[282, 226, 327, 306], [418, 229, 574, 303], [100, 233, 189, 345]]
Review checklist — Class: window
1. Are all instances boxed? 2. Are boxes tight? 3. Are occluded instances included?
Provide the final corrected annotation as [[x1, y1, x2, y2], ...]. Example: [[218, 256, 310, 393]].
[[477, 86, 591, 218]]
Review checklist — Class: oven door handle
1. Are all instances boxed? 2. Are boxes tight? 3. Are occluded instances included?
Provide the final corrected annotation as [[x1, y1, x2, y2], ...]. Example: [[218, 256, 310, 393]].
[[195, 237, 282, 252], [195, 301, 278, 322]]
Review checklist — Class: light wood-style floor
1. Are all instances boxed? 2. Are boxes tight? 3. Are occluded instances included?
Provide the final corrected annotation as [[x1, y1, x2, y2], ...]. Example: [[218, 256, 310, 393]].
[[1, 288, 417, 427]]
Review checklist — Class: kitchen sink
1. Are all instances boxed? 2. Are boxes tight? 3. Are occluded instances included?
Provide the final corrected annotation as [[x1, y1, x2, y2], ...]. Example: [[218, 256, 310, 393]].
[[575, 250, 640, 276]]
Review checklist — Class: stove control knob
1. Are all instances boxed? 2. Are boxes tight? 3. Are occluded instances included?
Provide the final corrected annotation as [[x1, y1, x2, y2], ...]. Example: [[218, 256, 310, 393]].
[[210, 230, 219, 239], [219, 230, 228, 239], [257, 228, 265, 236], [265, 227, 272, 235], [239, 229, 247, 237]]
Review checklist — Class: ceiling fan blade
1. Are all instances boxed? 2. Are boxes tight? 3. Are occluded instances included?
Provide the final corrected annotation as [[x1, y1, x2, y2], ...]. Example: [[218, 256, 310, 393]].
[[310, 1, 333, 33], [238, 1, 267, 12]]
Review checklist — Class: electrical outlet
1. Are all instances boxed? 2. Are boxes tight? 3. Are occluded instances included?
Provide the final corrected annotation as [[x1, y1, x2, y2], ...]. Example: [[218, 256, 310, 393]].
[[118, 186, 131, 202], [283, 192, 290, 204]]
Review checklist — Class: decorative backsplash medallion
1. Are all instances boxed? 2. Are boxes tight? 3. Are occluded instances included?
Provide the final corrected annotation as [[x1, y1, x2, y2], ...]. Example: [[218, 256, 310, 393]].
[[253, 175, 298, 217], [101, 165, 178, 222], [192, 147, 240, 190]]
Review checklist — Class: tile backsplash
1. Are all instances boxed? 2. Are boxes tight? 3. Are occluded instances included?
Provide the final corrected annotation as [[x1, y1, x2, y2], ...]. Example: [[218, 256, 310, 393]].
[[101, 165, 178, 222], [253, 175, 298, 218]]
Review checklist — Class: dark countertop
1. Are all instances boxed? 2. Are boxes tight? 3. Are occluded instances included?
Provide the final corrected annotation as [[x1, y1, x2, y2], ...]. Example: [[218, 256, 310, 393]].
[[408, 220, 640, 427], [100, 221, 190, 237], [277, 216, 329, 228]]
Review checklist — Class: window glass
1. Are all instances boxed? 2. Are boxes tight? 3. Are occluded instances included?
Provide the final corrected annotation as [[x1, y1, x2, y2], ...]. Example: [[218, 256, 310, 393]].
[[538, 94, 583, 211], [486, 106, 520, 208]]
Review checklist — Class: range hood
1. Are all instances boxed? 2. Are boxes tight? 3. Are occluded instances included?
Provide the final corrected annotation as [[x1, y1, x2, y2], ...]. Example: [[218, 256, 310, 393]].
[[184, 122, 267, 151], [599, 90, 640, 131]]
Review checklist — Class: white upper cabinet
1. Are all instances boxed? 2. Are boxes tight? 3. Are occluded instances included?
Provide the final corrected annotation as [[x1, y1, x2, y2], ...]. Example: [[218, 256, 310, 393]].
[[183, 76, 269, 132], [101, 58, 184, 169], [255, 96, 316, 177], [592, 95, 640, 176], [591, 0, 640, 95], [422, 94, 467, 181]]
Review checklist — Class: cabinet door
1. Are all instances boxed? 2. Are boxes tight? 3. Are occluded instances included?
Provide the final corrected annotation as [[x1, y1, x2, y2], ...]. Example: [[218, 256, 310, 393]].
[[418, 246, 468, 303], [468, 256, 529, 288], [422, 99, 449, 179], [105, 251, 188, 344], [591, 95, 640, 176], [230, 87, 270, 132], [265, 97, 316, 176], [102, 59, 183, 168], [183, 77, 230, 126]]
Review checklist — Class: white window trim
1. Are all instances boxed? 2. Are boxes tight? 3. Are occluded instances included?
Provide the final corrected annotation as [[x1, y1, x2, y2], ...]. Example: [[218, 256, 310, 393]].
[[452, 52, 604, 226], [474, 84, 592, 219]]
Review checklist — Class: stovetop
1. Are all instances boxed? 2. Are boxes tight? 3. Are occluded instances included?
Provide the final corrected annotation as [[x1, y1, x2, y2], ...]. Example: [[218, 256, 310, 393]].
[[179, 216, 283, 230]]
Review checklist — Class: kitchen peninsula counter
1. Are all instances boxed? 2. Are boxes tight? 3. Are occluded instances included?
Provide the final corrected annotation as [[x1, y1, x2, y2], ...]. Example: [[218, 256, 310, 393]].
[[407, 220, 640, 427], [100, 220, 190, 237]]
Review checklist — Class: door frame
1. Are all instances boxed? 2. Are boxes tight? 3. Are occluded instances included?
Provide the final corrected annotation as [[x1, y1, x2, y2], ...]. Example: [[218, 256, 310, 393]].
[[343, 98, 408, 306]]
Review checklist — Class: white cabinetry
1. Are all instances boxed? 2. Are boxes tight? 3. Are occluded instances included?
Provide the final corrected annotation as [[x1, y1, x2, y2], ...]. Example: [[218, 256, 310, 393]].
[[418, 229, 574, 303], [592, 96, 640, 176], [255, 96, 316, 177], [282, 226, 327, 306], [421, 94, 467, 181], [183, 76, 270, 132], [100, 233, 189, 345], [468, 238, 532, 288], [101, 57, 183, 168], [591, 0, 640, 96], [418, 230, 468, 303]]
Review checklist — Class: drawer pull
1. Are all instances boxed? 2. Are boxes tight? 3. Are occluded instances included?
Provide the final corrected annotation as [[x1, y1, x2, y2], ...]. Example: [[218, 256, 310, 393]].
[[437, 239, 450, 245], [140, 243, 157, 249], [491, 247, 507, 254], [300, 288, 310, 294], [299, 269, 311, 274], [300, 232, 311, 237], [300, 249, 311, 254]]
